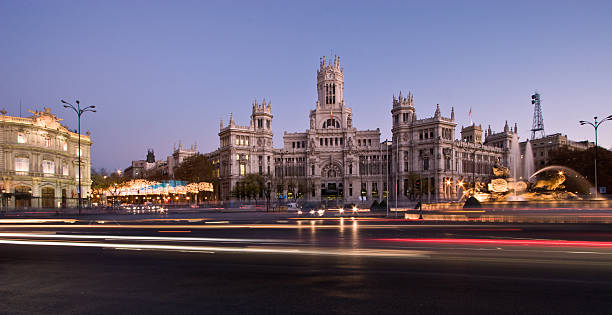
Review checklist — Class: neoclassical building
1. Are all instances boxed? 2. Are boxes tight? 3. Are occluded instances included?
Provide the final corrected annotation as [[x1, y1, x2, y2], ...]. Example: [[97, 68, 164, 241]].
[[208, 56, 516, 203], [0, 108, 92, 208]]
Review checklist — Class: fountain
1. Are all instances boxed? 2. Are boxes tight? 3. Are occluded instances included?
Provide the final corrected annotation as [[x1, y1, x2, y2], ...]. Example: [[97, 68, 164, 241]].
[[524, 140, 534, 180], [507, 134, 525, 201]]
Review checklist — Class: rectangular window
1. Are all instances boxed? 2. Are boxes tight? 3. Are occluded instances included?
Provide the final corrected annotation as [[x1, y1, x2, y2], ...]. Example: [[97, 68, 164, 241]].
[[320, 138, 323, 146], [325, 138, 328, 146], [235, 137, 239, 145], [349, 184, 353, 197], [240, 164, 246, 176], [15, 157, 29, 173], [42, 160, 55, 175], [266, 120, 270, 129], [62, 165, 69, 176], [45, 138, 51, 147], [62, 142, 68, 151], [17, 133, 26, 144], [236, 154, 240, 160], [423, 158, 429, 171]]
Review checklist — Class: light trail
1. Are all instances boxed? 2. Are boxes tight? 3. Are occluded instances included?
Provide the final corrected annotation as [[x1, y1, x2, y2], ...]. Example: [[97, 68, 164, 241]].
[[0, 232, 296, 243], [374, 238, 612, 248], [0, 238, 429, 258], [0, 219, 78, 224]]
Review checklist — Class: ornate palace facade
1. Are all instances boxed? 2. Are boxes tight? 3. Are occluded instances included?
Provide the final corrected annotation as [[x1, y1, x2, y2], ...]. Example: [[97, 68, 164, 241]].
[[0, 108, 92, 208], [208, 56, 516, 203]]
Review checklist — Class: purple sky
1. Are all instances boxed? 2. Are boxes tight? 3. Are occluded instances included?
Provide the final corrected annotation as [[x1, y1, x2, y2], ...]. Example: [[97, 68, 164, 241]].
[[1, 0, 611, 171]]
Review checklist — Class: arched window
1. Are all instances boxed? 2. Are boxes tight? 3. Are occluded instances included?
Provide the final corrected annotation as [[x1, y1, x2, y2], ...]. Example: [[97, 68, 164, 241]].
[[322, 119, 340, 129]]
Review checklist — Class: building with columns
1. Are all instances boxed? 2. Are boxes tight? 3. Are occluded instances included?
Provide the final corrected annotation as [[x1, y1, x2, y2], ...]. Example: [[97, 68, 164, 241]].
[[0, 108, 92, 208], [208, 56, 517, 203]]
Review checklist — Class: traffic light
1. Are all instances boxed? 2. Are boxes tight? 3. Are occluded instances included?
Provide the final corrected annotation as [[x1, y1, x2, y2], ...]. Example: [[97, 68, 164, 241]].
[[415, 179, 421, 191]]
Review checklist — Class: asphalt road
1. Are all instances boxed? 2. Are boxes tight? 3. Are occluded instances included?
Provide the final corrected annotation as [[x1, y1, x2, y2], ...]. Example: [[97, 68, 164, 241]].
[[1, 217, 612, 314]]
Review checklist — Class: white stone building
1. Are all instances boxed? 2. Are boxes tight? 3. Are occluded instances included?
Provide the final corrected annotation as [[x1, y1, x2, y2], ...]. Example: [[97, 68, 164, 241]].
[[0, 108, 92, 208], [207, 56, 517, 203]]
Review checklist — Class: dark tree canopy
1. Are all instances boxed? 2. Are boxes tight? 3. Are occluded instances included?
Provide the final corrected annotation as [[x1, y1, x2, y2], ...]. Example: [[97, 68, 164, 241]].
[[548, 146, 612, 191], [173, 154, 215, 183], [91, 168, 126, 191]]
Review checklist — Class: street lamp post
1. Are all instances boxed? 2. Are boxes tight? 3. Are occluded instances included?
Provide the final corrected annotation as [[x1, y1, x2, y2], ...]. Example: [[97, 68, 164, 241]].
[[579, 115, 612, 199], [61, 99, 96, 215], [385, 139, 389, 217]]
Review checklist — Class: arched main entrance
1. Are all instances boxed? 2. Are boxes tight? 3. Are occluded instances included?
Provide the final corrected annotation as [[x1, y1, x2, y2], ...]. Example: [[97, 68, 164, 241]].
[[14, 186, 32, 208], [42, 187, 55, 208], [321, 163, 344, 207]]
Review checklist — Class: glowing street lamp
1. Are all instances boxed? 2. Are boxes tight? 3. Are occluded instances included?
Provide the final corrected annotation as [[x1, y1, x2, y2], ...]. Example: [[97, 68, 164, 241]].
[[579, 115, 612, 199], [61, 99, 96, 215]]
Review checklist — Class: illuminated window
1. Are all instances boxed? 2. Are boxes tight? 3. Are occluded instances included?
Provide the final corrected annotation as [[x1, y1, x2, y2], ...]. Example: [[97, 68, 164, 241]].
[[42, 160, 55, 175], [245, 154, 249, 160], [236, 154, 240, 160], [76, 147, 83, 157], [240, 164, 245, 176], [62, 165, 69, 176], [239, 136, 244, 145], [15, 157, 29, 173], [17, 133, 26, 144], [62, 142, 67, 151], [245, 137, 249, 146]]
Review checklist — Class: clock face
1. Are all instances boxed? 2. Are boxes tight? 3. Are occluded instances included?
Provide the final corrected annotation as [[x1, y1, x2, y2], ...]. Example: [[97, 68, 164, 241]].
[[327, 73, 333, 79]]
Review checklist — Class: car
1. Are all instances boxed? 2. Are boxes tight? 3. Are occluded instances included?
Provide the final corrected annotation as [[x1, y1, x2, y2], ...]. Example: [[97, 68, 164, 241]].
[[343, 203, 360, 216]]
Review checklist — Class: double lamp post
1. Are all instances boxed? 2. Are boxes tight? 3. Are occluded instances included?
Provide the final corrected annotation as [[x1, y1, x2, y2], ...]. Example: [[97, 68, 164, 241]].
[[62, 99, 96, 214], [579, 115, 612, 199]]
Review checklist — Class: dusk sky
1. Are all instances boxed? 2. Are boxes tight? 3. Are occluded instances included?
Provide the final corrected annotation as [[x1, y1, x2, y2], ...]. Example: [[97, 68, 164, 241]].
[[1, 0, 610, 171]]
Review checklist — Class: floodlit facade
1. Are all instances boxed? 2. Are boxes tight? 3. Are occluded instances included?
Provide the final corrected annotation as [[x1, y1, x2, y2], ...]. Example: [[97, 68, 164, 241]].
[[208, 56, 518, 203], [519, 133, 593, 169], [0, 108, 92, 208]]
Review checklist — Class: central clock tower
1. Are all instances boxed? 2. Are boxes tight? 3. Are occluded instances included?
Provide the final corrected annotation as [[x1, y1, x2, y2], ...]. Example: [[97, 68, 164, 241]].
[[316, 55, 344, 110]]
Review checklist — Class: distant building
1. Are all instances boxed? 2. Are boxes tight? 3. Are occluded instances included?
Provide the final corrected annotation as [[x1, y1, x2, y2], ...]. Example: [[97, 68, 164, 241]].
[[167, 142, 197, 178], [124, 143, 197, 180], [520, 133, 593, 169], [0, 108, 92, 208]]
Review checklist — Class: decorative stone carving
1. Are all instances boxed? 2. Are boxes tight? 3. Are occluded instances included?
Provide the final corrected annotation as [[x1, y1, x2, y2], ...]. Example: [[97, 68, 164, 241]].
[[321, 163, 342, 178], [488, 178, 508, 193], [29, 108, 63, 130]]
